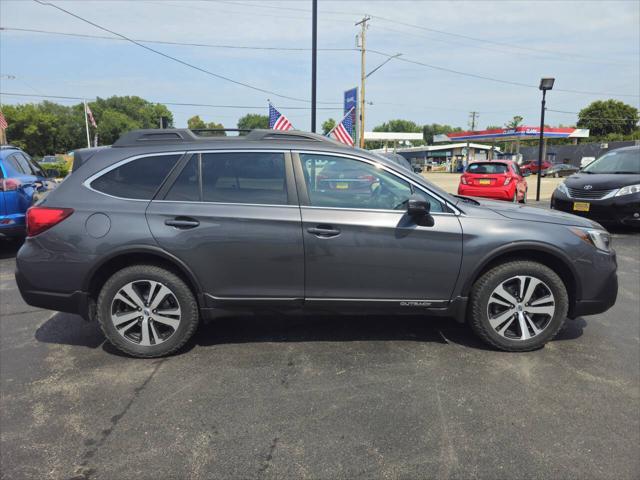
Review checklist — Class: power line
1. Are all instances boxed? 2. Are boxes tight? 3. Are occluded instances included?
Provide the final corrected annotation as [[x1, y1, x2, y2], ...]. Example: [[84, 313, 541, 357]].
[[369, 49, 640, 98], [0, 27, 357, 52], [0, 91, 343, 110], [210, 0, 638, 64], [31, 0, 340, 105]]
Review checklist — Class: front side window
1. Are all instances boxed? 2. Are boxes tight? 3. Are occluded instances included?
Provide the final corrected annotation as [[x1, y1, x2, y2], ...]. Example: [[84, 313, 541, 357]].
[[299, 153, 443, 212], [201, 152, 287, 205], [91, 154, 180, 200]]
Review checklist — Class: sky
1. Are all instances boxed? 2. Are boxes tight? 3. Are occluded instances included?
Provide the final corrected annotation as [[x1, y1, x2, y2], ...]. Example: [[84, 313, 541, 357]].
[[0, 0, 639, 133]]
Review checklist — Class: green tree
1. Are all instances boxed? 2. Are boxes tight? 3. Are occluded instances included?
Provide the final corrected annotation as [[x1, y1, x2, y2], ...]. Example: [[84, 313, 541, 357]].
[[485, 125, 501, 130], [504, 115, 524, 129], [237, 114, 269, 130], [187, 115, 225, 135], [422, 123, 463, 144], [577, 99, 639, 139], [97, 110, 139, 145], [187, 115, 207, 129], [322, 118, 336, 135]]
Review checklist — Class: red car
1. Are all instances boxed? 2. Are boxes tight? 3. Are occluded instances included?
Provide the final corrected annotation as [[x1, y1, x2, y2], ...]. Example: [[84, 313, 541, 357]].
[[521, 159, 553, 174], [458, 161, 528, 203]]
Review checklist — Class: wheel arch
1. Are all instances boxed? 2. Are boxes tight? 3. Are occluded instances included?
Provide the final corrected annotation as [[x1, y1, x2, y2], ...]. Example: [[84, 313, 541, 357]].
[[84, 245, 204, 308], [462, 242, 581, 315]]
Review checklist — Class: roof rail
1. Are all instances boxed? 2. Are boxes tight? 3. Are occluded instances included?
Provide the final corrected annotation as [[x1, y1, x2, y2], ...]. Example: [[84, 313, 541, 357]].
[[112, 128, 336, 148]]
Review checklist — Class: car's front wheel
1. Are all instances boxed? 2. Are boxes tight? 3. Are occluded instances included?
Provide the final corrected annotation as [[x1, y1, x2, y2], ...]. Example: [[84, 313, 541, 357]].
[[469, 261, 568, 351], [96, 264, 200, 358]]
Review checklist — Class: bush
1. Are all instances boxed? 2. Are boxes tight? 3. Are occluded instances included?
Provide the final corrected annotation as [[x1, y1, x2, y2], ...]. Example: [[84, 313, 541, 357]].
[[40, 161, 70, 178]]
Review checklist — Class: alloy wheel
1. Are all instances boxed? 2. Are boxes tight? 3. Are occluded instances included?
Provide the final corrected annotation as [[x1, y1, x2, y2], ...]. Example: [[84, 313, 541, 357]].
[[110, 280, 182, 346], [486, 275, 555, 340]]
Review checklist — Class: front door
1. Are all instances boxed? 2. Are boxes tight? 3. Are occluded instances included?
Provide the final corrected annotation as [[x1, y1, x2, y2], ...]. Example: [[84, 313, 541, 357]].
[[294, 152, 463, 306], [146, 151, 304, 303]]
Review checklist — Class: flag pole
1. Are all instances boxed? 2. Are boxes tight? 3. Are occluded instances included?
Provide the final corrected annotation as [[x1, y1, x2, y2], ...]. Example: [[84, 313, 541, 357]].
[[83, 100, 91, 148], [326, 107, 355, 136]]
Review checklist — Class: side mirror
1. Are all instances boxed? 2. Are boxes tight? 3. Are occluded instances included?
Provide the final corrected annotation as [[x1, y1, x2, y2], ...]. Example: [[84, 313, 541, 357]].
[[407, 193, 431, 217], [46, 169, 61, 179]]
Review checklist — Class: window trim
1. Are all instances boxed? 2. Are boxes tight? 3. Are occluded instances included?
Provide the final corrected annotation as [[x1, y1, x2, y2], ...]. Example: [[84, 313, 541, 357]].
[[83, 152, 187, 201], [158, 149, 297, 207], [292, 150, 460, 216]]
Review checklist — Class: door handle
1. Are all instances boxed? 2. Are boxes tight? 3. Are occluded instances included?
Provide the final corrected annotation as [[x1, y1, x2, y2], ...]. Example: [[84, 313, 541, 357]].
[[165, 217, 200, 229], [307, 225, 341, 237]]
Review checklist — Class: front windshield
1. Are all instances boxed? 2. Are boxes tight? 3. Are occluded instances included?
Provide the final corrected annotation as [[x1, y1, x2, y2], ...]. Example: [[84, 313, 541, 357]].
[[582, 149, 640, 174]]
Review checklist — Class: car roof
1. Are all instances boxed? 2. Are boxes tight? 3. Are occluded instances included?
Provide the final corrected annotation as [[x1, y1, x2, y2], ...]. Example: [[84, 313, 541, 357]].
[[73, 128, 403, 172]]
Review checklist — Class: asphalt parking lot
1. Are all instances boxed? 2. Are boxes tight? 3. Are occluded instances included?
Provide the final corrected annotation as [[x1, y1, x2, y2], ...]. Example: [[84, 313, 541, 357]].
[[1, 215, 638, 479]]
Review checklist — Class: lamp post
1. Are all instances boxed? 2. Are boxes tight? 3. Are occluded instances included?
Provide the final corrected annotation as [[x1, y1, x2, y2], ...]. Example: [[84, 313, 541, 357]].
[[536, 77, 555, 201]]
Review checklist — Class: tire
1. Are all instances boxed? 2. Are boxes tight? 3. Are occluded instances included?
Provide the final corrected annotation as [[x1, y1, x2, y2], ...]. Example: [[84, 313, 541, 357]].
[[96, 264, 199, 358], [519, 189, 527, 204], [469, 261, 568, 352]]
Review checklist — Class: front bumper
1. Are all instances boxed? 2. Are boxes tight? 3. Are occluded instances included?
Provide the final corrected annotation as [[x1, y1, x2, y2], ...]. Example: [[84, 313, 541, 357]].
[[570, 267, 618, 318], [551, 192, 640, 227]]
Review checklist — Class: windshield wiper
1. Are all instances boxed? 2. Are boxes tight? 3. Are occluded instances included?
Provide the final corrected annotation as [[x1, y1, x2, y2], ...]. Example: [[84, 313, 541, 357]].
[[452, 194, 480, 205]]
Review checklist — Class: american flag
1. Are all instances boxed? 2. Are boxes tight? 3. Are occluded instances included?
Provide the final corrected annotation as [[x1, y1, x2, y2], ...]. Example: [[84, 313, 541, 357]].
[[0, 110, 8, 130], [328, 107, 355, 146], [85, 102, 97, 128], [268, 103, 294, 131]]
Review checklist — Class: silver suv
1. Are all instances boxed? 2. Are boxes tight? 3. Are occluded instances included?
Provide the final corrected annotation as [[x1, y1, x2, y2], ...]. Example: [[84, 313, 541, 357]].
[[16, 129, 618, 357]]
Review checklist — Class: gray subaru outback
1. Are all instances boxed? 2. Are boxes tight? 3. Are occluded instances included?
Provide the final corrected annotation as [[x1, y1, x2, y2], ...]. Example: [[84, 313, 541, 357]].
[[15, 129, 618, 357]]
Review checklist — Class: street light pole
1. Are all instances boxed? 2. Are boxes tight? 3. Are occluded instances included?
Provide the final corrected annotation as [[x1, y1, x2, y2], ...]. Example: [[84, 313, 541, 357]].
[[311, 0, 317, 133], [536, 77, 555, 202]]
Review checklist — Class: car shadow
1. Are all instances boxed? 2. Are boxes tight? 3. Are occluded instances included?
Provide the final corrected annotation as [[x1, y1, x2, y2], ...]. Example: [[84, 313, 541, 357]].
[[35, 311, 583, 357]]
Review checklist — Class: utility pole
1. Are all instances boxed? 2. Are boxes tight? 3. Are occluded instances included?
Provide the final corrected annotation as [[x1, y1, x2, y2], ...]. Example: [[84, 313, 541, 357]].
[[311, 0, 317, 132], [356, 16, 370, 148], [466, 111, 479, 168]]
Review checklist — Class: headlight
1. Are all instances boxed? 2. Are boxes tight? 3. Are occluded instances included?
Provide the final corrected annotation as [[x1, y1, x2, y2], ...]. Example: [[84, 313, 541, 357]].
[[615, 184, 640, 197], [556, 182, 569, 196], [570, 227, 612, 252]]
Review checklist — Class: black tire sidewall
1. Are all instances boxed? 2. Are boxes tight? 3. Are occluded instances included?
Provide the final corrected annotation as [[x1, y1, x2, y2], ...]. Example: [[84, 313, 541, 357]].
[[470, 261, 568, 351], [97, 265, 199, 358]]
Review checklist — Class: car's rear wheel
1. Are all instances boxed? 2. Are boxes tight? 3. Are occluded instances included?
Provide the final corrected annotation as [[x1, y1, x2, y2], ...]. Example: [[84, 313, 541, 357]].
[[96, 265, 199, 358], [469, 261, 568, 351], [519, 189, 527, 204]]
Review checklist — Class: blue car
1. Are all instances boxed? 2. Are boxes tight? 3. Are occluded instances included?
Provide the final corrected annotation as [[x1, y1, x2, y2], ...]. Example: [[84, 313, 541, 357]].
[[0, 146, 57, 239]]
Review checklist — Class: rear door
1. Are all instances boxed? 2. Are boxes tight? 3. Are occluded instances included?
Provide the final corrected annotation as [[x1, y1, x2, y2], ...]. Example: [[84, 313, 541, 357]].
[[146, 150, 304, 304], [294, 151, 463, 306]]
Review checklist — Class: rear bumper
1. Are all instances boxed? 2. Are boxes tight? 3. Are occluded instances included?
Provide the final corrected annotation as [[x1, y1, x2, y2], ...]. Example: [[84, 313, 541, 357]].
[[0, 213, 26, 238], [15, 264, 91, 320], [458, 185, 514, 200]]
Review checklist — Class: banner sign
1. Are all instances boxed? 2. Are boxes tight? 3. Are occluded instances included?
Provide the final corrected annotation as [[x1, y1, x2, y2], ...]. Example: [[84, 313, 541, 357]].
[[343, 87, 357, 136], [436, 126, 590, 142]]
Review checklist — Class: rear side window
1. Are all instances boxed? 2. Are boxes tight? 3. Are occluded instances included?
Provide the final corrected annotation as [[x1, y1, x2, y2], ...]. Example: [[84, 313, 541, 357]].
[[3, 154, 26, 176], [91, 154, 180, 200], [201, 152, 287, 205], [467, 162, 508, 174], [165, 155, 199, 202]]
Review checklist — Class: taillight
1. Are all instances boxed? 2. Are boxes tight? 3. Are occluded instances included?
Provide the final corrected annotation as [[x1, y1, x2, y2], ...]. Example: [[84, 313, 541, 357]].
[[504, 177, 512, 185], [26, 207, 74, 237], [0, 178, 21, 191], [461, 176, 468, 185]]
